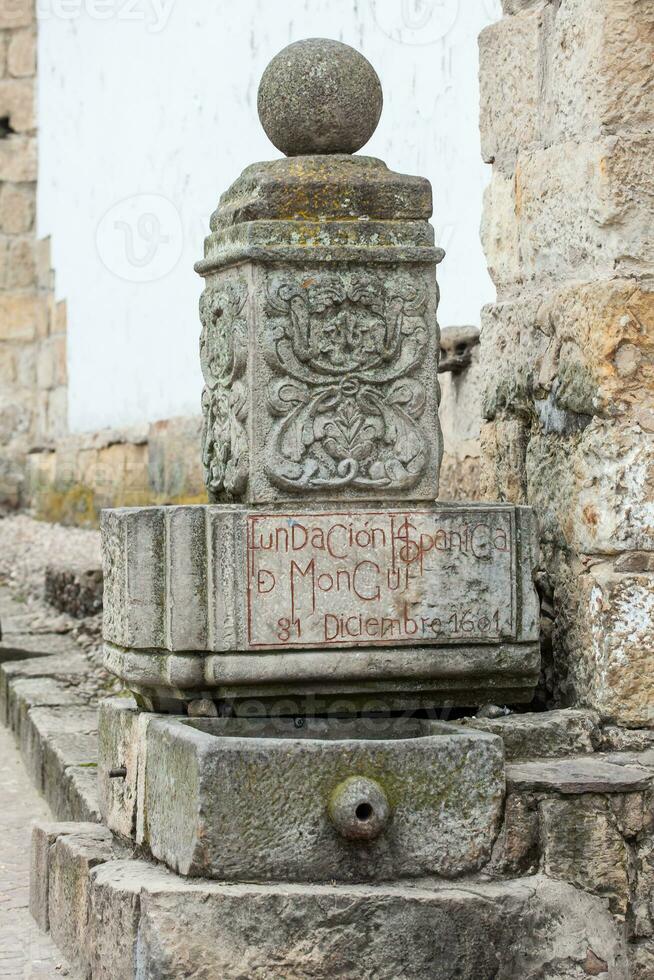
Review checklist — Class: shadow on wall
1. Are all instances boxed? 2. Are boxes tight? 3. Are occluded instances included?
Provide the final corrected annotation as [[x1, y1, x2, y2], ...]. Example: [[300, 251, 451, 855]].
[[438, 325, 482, 501]]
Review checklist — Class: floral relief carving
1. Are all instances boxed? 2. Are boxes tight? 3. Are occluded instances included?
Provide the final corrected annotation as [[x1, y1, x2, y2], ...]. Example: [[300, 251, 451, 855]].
[[200, 279, 249, 501], [263, 271, 431, 492]]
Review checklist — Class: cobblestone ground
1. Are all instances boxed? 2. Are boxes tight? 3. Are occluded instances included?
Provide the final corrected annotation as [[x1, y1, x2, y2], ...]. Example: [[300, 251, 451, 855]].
[[0, 723, 71, 979]]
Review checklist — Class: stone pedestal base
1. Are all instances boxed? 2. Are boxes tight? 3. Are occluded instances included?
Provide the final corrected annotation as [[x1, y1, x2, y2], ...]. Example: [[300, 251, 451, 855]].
[[102, 502, 540, 712], [30, 821, 629, 980]]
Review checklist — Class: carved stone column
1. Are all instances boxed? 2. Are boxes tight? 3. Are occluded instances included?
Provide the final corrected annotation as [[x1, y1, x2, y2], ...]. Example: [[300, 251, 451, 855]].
[[197, 47, 443, 504], [101, 38, 540, 715]]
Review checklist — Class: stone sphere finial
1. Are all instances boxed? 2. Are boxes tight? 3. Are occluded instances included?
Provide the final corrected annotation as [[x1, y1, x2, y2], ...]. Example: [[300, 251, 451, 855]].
[[257, 38, 383, 157]]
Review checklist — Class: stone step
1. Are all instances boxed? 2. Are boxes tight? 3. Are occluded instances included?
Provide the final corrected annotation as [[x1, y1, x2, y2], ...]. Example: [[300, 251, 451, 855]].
[[31, 821, 630, 980], [0, 620, 101, 823], [462, 708, 601, 761], [506, 757, 654, 795]]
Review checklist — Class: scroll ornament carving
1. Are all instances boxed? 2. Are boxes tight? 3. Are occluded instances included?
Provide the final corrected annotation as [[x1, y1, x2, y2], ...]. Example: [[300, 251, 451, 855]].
[[264, 272, 432, 492], [200, 279, 249, 501]]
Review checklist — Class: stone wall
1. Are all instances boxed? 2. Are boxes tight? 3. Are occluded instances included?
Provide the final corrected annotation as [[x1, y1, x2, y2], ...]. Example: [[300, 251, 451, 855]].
[[0, 0, 68, 507], [0, 2, 207, 521], [27, 416, 206, 527], [478, 0, 654, 725], [438, 327, 483, 501]]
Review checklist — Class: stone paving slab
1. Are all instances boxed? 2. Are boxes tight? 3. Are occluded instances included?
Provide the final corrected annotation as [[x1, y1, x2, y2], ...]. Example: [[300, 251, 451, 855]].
[[506, 757, 653, 794], [0, 722, 71, 979], [0, 634, 82, 661], [0, 586, 102, 824]]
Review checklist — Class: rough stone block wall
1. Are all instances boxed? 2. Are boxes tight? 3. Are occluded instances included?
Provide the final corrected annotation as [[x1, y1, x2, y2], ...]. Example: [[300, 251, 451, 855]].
[[478, 0, 654, 725], [27, 416, 207, 527], [0, 0, 67, 509]]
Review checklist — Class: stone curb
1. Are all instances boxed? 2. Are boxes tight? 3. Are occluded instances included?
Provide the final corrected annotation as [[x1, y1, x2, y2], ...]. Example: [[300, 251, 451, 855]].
[[0, 628, 101, 823]]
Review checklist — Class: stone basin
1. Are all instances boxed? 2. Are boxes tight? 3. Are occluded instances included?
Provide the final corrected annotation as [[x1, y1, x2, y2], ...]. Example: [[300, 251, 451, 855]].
[[100, 700, 505, 883]]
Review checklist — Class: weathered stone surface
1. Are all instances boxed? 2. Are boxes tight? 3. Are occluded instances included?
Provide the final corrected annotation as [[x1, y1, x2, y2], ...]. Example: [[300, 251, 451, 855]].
[[597, 751, 654, 779], [0, 134, 36, 181], [465, 709, 600, 761], [7, 27, 36, 78], [483, 137, 654, 293], [257, 39, 382, 157], [553, 558, 654, 727], [438, 325, 480, 376], [500, 0, 545, 15], [2, 234, 38, 289], [209, 155, 433, 233], [481, 280, 654, 425], [601, 727, 654, 753], [62, 766, 102, 823], [0, 180, 35, 233], [0, 291, 45, 341], [88, 859, 144, 980], [48, 828, 114, 979], [438, 332, 482, 501], [540, 795, 631, 915], [30, 821, 95, 933], [609, 786, 654, 840], [0, 627, 80, 658], [0, 670, 101, 822], [479, 7, 544, 167], [103, 503, 538, 652], [199, 260, 443, 504], [26, 417, 207, 528], [486, 0, 654, 164], [438, 452, 482, 503], [59, 858, 630, 980], [544, 0, 654, 141], [140, 714, 504, 882], [483, 419, 654, 557], [507, 757, 653, 794], [44, 558, 102, 618], [0, 652, 88, 734], [480, 418, 529, 504], [105, 643, 542, 714], [196, 133, 442, 507], [0, 0, 33, 28], [0, 77, 33, 131], [487, 791, 540, 878], [3, 676, 84, 740], [630, 835, 654, 939], [146, 415, 204, 502], [98, 697, 145, 840], [21, 704, 97, 794], [480, 0, 654, 730], [102, 502, 539, 708], [630, 942, 654, 980], [36, 333, 67, 391]]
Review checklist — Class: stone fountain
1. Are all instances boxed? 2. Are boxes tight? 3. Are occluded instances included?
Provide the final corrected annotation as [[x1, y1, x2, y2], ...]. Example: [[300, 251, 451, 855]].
[[98, 36, 540, 884], [26, 37, 645, 980], [101, 38, 540, 719], [53, 41, 649, 980], [93, 37, 542, 958]]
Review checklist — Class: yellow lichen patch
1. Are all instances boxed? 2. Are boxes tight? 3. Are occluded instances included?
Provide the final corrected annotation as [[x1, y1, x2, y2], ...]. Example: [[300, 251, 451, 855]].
[[33, 483, 97, 528]]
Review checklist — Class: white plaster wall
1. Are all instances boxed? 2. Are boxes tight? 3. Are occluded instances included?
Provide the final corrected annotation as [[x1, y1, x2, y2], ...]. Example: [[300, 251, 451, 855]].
[[37, 0, 501, 432]]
